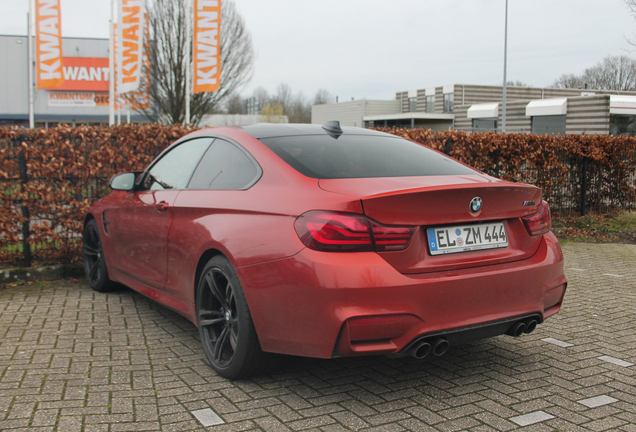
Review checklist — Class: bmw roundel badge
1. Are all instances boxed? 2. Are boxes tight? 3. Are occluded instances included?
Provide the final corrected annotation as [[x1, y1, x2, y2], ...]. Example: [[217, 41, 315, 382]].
[[469, 197, 482, 213]]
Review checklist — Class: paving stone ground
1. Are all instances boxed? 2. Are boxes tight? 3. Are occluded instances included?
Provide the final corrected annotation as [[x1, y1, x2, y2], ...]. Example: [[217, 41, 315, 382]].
[[1, 242, 635, 432]]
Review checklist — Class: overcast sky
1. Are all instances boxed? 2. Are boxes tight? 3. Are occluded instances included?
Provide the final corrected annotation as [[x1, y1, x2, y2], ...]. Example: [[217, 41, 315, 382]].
[[2, 0, 635, 101]]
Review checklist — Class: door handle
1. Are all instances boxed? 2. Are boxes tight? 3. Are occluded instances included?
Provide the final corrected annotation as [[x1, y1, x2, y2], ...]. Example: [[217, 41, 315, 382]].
[[156, 201, 170, 211]]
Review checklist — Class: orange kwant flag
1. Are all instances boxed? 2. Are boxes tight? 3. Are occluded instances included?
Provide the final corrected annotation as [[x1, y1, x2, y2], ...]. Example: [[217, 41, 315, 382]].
[[35, 0, 65, 89], [117, 0, 145, 94], [193, 0, 221, 94]]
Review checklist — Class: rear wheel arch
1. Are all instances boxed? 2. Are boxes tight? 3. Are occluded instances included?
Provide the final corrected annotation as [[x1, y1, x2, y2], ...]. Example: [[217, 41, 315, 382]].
[[82, 218, 114, 292], [195, 253, 276, 379], [194, 249, 225, 304], [84, 213, 96, 228]]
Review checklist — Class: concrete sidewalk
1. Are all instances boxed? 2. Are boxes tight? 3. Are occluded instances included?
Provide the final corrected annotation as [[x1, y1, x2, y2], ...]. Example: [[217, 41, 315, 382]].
[[1, 243, 635, 431]]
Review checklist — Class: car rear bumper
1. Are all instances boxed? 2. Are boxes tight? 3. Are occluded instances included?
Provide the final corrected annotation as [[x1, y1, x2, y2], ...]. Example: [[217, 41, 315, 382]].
[[237, 233, 566, 359]]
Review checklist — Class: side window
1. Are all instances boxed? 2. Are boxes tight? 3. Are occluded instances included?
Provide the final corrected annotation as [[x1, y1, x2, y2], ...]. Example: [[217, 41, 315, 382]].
[[145, 138, 213, 190], [188, 140, 260, 190]]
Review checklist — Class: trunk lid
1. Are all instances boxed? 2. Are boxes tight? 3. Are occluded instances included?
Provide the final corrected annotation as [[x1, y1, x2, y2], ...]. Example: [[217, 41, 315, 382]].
[[319, 175, 544, 274]]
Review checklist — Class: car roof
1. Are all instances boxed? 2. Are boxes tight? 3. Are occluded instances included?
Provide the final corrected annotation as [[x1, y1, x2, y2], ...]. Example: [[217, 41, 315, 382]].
[[235, 123, 398, 139]]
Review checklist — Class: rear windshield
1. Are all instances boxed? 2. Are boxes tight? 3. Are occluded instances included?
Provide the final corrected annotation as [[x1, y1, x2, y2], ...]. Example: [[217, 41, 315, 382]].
[[259, 134, 478, 179]]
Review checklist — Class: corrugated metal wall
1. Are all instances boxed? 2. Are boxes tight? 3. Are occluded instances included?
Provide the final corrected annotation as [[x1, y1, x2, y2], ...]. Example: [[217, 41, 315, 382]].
[[452, 85, 625, 106], [0, 36, 29, 115], [454, 100, 530, 133], [454, 106, 470, 130], [435, 87, 444, 113], [311, 100, 400, 127], [505, 100, 532, 133], [566, 96, 610, 135]]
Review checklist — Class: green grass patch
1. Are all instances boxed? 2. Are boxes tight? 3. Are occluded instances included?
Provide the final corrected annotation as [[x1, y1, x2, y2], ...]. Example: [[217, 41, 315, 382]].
[[554, 210, 636, 243]]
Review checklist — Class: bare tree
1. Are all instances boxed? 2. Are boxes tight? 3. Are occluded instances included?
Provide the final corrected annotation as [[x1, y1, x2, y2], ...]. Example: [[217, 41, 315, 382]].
[[550, 56, 636, 91], [286, 92, 311, 123], [225, 93, 243, 114], [272, 83, 292, 113], [506, 80, 530, 87], [249, 86, 271, 112], [238, 84, 318, 122], [143, 0, 254, 125], [551, 73, 586, 89], [312, 88, 334, 105], [585, 56, 636, 91]]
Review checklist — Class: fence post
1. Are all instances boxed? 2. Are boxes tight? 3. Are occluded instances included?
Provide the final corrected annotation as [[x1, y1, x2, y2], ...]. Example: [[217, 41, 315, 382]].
[[444, 139, 453, 155], [580, 156, 588, 217], [18, 146, 32, 267]]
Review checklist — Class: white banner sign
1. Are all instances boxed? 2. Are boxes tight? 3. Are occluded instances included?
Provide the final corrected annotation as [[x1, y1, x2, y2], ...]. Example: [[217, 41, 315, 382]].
[[193, 0, 221, 94], [48, 91, 97, 107], [117, 0, 145, 95], [35, 0, 65, 88]]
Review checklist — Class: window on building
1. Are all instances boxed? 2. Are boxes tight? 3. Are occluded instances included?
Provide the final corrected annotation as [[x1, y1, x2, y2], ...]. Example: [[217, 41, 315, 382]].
[[472, 119, 498, 132], [531, 115, 566, 135], [610, 115, 636, 136], [426, 96, 435, 113], [443, 93, 454, 113], [408, 97, 417, 112]]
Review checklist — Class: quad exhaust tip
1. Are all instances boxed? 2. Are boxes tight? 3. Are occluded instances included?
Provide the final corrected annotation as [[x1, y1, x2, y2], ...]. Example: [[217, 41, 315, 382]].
[[407, 317, 539, 359]]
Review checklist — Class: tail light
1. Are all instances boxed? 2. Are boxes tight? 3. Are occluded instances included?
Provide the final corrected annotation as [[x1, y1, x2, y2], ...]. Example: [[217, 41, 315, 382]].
[[295, 211, 415, 252], [522, 200, 551, 236]]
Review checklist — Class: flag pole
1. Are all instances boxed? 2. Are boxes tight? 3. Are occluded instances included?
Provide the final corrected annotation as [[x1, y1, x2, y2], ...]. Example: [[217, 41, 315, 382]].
[[502, 0, 508, 133], [109, 0, 115, 126], [184, 0, 191, 125], [27, 3, 35, 129]]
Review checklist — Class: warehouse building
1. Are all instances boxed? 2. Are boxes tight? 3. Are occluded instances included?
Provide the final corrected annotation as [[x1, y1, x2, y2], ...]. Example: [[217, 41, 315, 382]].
[[312, 84, 636, 135], [0, 34, 148, 128]]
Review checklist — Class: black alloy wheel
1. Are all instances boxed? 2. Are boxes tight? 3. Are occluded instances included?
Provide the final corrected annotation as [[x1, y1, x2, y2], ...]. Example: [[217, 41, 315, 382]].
[[197, 256, 273, 379], [82, 219, 113, 292]]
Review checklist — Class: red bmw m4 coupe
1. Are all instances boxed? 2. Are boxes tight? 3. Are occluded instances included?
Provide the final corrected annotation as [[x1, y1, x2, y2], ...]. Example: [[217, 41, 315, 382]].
[[83, 122, 567, 379]]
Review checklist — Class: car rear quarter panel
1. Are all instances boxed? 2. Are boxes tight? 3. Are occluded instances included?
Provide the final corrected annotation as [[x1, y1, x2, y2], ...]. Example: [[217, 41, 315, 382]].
[[161, 137, 366, 323]]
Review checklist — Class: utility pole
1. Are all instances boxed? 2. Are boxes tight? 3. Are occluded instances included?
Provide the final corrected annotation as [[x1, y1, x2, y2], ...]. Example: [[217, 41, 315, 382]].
[[27, 3, 35, 129], [184, 0, 191, 125], [502, 0, 508, 133], [109, 0, 115, 126]]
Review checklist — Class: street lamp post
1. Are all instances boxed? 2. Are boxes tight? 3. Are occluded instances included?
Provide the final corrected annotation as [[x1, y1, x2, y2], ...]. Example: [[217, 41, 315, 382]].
[[502, 0, 508, 133]]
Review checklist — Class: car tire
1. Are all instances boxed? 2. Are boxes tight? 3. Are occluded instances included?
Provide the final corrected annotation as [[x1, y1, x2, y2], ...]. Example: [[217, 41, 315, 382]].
[[196, 256, 274, 379], [82, 218, 114, 293]]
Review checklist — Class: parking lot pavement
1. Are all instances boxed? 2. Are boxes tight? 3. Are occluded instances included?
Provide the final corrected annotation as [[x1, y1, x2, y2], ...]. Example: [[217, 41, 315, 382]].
[[1, 243, 635, 432]]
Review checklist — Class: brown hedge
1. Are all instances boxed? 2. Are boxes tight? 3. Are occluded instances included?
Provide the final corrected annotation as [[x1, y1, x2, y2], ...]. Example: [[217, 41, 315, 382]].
[[0, 124, 193, 263], [374, 127, 636, 215], [1, 125, 635, 265]]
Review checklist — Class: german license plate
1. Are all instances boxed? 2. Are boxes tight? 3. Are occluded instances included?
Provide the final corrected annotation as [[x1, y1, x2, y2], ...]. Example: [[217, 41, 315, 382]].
[[427, 222, 508, 255]]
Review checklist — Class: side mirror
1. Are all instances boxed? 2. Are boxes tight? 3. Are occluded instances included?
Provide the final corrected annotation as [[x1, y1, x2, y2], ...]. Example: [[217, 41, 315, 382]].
[[109, 172, 137, 191]]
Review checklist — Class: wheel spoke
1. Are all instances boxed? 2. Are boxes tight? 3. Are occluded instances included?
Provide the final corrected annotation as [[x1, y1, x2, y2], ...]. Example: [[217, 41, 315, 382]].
[[214, 326, 229, 361], [83, 245, 99, 257], [198, 309, 224, 327], [230, 324, 238, 351], [225, 280, 233, 305], [89, 227, 100, 248], [88, 260, 99, 280], [206, 272, 227, 308]]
